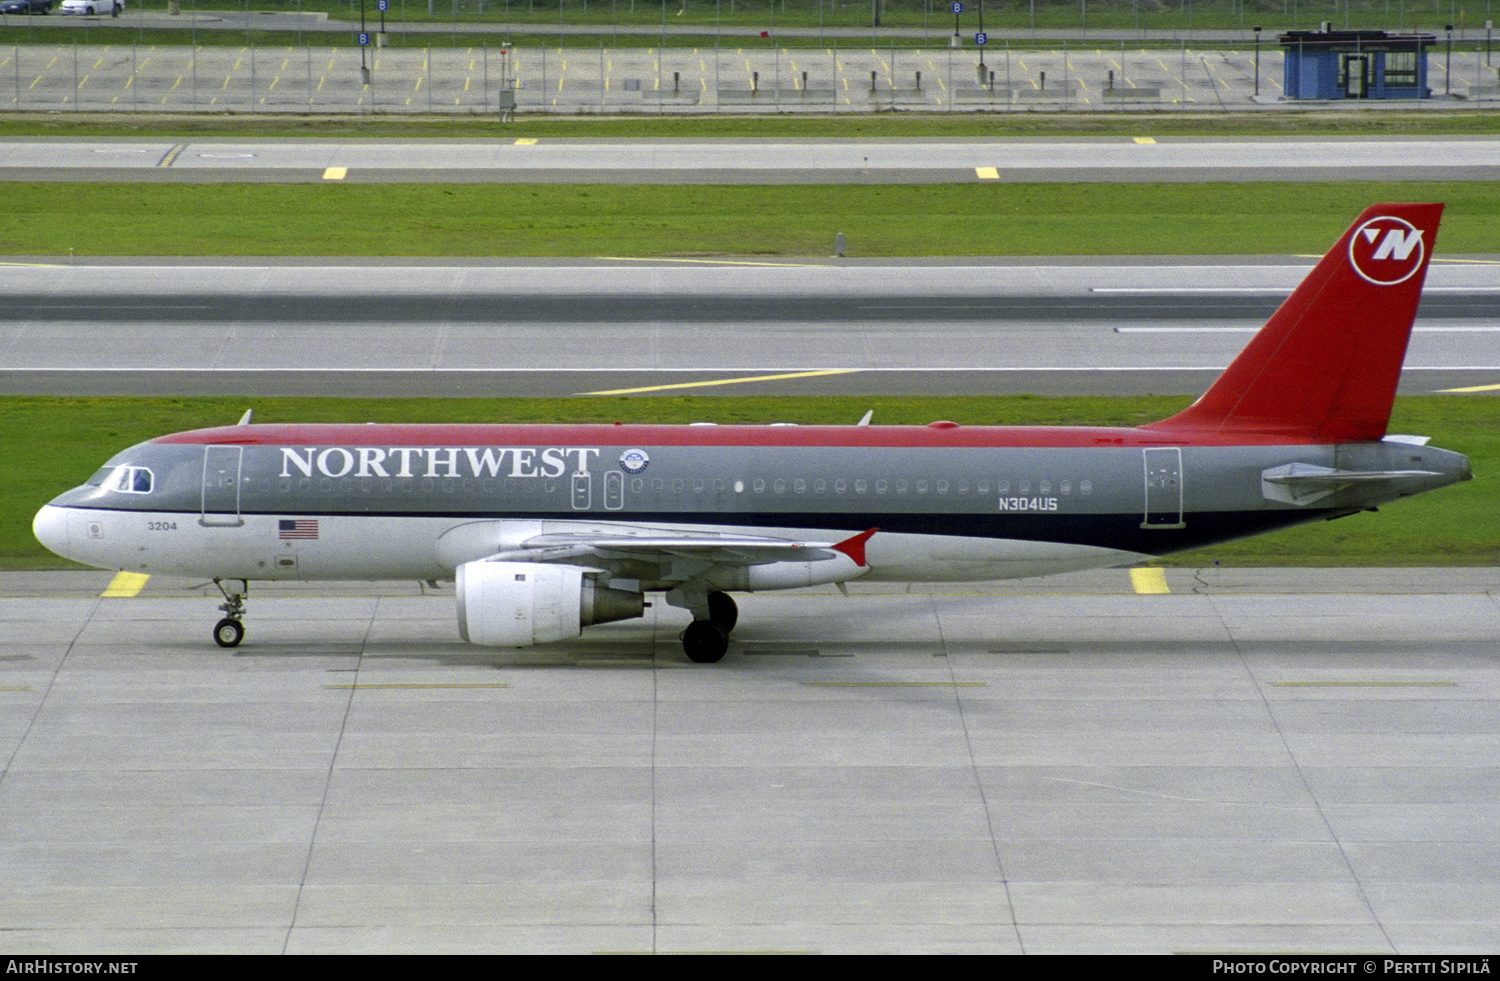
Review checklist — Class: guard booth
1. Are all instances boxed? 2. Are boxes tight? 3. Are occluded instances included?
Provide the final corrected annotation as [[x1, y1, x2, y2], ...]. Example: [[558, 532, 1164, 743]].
[[1279, 30, 1435, 99]]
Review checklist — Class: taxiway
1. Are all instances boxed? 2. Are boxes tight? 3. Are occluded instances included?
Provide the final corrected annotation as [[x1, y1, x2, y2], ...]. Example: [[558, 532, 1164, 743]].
[[1, 568, 1496, 953]]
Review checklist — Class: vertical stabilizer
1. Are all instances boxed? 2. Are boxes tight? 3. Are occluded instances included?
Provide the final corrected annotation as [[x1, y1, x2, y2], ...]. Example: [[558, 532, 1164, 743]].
[[1148, 203, 1443, 440]]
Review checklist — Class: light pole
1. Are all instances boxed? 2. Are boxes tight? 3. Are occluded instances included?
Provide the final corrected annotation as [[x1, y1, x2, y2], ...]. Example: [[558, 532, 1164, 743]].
[[1445, 23, 1453, 95], [1253, 25, 1262, 96]]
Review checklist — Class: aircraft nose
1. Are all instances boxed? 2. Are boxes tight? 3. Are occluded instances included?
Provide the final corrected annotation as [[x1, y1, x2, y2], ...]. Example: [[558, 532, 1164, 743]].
[[32, 504, 71, 558]]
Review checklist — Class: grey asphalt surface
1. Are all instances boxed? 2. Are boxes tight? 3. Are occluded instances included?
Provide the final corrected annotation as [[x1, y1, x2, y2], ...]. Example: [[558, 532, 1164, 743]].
[[5, 134, 1500, 184], [3, 257, 1497, 398], [2, 566, 1496, 953]]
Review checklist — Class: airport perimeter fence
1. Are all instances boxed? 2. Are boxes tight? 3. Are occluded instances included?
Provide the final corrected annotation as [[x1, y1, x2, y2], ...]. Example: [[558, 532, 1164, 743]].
[[4, 0, 1498, 42], [5, 35, 1500, 112], [4, 0, 1500, 113]]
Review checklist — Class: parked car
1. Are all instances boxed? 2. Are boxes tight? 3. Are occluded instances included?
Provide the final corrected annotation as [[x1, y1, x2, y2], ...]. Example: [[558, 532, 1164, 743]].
[[57, 0, 121, 13], [0, 0, 55, 13]]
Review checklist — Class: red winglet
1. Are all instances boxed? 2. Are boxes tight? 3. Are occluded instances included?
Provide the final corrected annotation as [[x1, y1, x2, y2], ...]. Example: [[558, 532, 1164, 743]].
[[832, 528, 877, 567]]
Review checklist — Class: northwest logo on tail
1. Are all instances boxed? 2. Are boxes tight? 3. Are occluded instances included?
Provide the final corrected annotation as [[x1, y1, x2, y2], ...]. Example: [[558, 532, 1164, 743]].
[[1348, 215, 1426, 285]]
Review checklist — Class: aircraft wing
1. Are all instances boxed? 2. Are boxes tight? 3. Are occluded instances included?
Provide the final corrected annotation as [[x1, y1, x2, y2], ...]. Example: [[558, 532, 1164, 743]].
[[473, 526, 877, 589], [514, 532, 841, 562]]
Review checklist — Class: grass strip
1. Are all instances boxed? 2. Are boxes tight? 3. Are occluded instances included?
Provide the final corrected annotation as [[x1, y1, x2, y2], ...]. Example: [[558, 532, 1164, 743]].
[[8, 181, 1500, 257], [7, 394, 1494, 569]]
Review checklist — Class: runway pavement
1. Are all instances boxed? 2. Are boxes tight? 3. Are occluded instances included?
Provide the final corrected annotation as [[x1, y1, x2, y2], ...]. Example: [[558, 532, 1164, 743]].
[[1, 566, 1496, 953], [5, 134, 1500, 183], [3, 257, 1498, 398]]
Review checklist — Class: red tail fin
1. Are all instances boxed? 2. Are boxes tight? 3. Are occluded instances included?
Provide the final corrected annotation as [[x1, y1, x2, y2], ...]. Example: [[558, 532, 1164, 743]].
[[1147, 203, 1443, 441]]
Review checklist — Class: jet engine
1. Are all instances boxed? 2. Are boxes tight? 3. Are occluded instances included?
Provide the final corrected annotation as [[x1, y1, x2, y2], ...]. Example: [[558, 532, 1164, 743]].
[[456, 561, 645, 647]]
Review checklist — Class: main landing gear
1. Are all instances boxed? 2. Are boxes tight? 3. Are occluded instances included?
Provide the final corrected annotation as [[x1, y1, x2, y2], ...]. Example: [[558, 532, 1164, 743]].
[[212, 578, 248, 648], [680, 591, 738, 664]]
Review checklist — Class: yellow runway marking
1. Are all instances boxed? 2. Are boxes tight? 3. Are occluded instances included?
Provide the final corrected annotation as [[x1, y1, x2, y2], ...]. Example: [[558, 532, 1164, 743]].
[[976, 166, 999, 180], [1133, 136, 1156, 144], [101, 572, 149, 598], [1129, 567, 1170, 594], [803, 682, 988, 688], [1270, 681, 1458, 688], [580, 369, 858, 396], [598, 256, 824, 268], [326, 683, 513, 690], [1439, 382, 1500, 393], [323, 167, 347, 180]]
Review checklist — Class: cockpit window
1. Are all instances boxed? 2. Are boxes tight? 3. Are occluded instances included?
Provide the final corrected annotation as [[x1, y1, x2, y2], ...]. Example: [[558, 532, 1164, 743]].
[[107, 466, 154, 494]]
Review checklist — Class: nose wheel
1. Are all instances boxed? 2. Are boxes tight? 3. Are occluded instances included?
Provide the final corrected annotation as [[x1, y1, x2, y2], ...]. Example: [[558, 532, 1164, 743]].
[[212, 578, 248, 648], [213, 617, 245, 648]]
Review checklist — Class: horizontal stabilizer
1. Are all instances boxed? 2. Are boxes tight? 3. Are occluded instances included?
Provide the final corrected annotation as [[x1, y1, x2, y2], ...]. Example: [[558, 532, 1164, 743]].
[[1261, 462, 1443, 505]]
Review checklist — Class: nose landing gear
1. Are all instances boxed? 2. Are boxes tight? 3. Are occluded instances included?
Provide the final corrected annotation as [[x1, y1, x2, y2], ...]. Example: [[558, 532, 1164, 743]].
[[212, 578, 248, 648]]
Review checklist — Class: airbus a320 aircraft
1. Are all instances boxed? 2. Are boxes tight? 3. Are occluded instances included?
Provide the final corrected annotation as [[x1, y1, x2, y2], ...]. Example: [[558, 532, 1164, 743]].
[[34, 203, 1471, 663]]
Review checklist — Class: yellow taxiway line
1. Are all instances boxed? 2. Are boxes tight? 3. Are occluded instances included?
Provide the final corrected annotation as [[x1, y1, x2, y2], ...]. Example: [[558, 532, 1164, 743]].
[[1129, 567, 1170, 594], [101, 572, 150, 598], [580, 369, 857, 396]]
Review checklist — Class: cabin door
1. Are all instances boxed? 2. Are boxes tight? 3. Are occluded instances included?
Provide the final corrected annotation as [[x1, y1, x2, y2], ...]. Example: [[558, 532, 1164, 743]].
[[201, 446, 245, 527], [1141, 447, 1185, 529]]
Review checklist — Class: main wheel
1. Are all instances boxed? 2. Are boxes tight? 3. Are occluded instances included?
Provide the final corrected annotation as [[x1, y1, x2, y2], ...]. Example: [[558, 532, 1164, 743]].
[[706, 591, 738, 632], [213, 617, 244, 648], [681, 619, 729, 664]]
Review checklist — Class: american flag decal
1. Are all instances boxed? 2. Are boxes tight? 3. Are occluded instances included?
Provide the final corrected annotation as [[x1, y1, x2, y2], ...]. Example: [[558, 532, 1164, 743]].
[[278, 519, 319, 540]]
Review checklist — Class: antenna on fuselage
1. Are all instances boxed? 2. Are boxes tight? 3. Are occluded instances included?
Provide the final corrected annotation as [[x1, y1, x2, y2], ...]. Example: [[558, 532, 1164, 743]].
[[236, 409, 254, 426], [856, 410, 873, 426]]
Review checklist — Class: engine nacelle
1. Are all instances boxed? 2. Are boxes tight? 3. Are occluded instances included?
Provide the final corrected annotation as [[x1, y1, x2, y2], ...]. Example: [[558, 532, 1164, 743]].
[[456, 561, 644, 647]]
